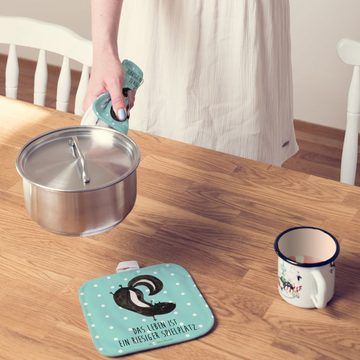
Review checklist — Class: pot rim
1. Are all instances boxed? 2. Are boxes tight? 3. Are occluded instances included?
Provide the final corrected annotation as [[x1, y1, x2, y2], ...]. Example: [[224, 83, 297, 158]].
[[16, 126, 140, 193]]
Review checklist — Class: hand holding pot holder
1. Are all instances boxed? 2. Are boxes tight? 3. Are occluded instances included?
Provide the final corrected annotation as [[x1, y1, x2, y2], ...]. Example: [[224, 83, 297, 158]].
[[79, 263, 215, 356]]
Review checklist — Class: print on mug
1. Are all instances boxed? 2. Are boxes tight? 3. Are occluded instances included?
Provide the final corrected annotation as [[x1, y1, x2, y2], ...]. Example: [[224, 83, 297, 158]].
[[278, 261, 303, 299], [274, 226, 340, 309]]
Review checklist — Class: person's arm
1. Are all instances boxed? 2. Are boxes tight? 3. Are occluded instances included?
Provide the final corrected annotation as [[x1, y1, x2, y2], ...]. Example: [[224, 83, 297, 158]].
[[83, 0, 130, 120]]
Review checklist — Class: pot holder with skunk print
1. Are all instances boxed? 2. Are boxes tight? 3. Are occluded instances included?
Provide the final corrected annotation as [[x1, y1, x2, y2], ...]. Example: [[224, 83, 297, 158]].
[[79, 263, 215, 357]]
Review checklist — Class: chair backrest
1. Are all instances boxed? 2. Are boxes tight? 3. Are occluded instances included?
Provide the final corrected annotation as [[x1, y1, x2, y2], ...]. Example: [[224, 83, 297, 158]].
[[336, 38, 360, 185], [337, 38, 360, 114], [337, 38, 360, 66], [0, 16, 92, 115]]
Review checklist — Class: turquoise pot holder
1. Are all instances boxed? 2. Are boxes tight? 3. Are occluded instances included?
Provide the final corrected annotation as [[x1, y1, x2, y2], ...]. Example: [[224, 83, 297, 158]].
[[79, 264, 215, 357]]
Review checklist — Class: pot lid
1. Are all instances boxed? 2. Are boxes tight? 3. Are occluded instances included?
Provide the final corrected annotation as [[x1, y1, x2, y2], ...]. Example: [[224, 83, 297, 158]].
[[16, 126, 140, 192]]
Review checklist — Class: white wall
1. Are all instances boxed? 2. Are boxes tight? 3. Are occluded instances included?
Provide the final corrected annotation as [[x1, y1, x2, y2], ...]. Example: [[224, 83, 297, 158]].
[[0, 0, 91, 68], [1, 1, 360, 130], [1, 0, 91, 37], [290, 0, 360, 130]]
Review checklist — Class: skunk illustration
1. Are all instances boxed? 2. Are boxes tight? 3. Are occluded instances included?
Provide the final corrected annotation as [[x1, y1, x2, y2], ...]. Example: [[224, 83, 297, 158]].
[[111, 275, 176, 320]]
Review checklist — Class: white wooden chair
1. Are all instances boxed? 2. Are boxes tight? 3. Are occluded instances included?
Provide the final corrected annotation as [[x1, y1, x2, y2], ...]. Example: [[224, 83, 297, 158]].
[[337, 38, 360, 185], [0, 16, 92, 115]]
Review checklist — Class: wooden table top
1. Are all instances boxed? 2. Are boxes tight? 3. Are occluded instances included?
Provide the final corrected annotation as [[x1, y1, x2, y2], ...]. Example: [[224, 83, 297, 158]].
[[0, 96, 359, 360]]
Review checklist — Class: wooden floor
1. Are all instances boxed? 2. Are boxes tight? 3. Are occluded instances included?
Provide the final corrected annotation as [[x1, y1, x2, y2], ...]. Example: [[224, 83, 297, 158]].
[[1, 55, 359, 185]]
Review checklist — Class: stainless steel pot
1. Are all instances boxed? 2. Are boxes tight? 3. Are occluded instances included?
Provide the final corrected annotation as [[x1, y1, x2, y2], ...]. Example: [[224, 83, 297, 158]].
[[16, 126, 140, 236]]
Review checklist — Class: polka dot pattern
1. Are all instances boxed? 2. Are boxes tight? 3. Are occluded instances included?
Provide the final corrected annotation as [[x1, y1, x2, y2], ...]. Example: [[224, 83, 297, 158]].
[[79, 263, 214, 356]]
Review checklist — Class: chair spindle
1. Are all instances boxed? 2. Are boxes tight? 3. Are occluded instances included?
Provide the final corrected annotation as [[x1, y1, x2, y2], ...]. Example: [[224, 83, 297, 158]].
[[5, 44, 19, 99], [56, 56, 71, 112], [74, 65, 90, 116], [34, 49, 48, 106]]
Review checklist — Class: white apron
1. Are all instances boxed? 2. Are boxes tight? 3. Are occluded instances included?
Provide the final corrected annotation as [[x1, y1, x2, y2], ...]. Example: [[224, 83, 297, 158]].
[[118, 0, 298, 166]]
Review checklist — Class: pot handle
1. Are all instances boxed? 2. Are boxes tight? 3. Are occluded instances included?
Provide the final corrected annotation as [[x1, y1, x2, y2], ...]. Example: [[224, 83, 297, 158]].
[[68, 136, 90, 184]]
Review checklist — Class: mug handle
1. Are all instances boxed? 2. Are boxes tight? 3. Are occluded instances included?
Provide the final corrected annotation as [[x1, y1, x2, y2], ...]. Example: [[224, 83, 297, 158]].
[[310, 269, 327, 308]]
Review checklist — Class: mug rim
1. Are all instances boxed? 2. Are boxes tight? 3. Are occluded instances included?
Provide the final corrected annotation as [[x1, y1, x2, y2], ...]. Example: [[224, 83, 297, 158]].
[[274, 226, 340, 268]]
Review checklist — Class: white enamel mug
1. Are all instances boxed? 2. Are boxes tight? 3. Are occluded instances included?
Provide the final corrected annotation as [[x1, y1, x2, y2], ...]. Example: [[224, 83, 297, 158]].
[[274, 226, 340, 308]]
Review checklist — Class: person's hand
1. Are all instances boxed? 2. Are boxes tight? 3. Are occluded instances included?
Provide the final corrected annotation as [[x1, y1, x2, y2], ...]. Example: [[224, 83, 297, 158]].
[[83, 53, 136, 120]]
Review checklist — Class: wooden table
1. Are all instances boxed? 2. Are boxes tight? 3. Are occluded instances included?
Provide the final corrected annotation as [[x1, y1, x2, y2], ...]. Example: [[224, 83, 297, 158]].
[[0, 96, 359, 360]]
